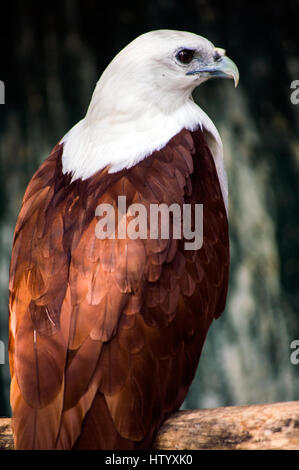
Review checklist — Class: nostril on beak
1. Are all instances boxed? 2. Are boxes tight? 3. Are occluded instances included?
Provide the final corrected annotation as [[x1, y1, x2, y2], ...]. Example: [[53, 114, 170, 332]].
[[214, 51, 222, 61]]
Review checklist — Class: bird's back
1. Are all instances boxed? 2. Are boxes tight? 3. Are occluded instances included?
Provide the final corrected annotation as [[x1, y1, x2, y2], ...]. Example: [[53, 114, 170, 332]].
[[9, 127, 229, 449]]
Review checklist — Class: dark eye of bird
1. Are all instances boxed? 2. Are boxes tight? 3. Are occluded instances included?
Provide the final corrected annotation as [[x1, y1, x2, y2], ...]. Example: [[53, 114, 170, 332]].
[[176, 49, 195, 64]]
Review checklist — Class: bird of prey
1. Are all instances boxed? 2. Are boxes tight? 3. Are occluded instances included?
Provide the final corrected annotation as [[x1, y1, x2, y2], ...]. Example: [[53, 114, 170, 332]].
[[9, 29, 239, 449]]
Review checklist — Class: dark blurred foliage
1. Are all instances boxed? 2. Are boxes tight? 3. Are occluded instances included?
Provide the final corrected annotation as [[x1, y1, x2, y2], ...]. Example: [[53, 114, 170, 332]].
[[0, 0, 299, 416]]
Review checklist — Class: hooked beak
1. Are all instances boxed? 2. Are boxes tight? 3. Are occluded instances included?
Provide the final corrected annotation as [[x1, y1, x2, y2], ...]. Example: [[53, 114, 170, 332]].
[[186, 50, 239, 87]]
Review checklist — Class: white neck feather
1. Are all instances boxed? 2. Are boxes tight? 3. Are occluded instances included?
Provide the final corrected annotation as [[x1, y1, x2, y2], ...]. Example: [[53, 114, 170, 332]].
[[61, 83, 227, 211]]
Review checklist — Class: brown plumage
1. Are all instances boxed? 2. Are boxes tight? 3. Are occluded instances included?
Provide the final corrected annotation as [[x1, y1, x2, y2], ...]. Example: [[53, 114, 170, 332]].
[[8, 127, 229, 449]]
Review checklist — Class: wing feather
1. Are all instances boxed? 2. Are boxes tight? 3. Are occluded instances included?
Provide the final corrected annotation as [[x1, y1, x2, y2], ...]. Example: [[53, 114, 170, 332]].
[[9, 128, 229, 449]]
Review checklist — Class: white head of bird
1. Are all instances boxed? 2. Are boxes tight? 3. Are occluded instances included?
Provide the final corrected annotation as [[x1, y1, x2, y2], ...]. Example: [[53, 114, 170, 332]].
[[62, 29, 239, 183]]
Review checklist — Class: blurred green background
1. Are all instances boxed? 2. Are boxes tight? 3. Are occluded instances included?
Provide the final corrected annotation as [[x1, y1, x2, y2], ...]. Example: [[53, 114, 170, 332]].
[[0, 0, 299, 417]]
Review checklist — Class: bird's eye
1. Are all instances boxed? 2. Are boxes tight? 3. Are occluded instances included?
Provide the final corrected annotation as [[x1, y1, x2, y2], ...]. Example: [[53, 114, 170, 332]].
[[176, 49, 195, 64]]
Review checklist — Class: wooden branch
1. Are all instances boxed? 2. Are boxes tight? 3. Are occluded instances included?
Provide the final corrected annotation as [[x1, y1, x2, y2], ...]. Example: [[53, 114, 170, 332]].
[[1, 401, 299, 450], [154, 401, 299, 450], [0, 418, 14, 450]]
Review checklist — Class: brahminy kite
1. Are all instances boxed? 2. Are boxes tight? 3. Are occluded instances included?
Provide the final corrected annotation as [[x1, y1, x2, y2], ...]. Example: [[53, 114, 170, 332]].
[[9, 30, 239, 449]]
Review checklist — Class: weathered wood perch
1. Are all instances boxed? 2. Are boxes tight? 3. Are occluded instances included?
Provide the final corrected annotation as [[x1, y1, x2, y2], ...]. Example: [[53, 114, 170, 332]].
[[155, 401, 299, 450], [1, 401, 299, 450]]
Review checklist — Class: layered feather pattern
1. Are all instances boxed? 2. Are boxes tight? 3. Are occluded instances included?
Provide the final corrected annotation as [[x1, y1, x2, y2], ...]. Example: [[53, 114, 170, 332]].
[[9, 128, 229, 449]]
